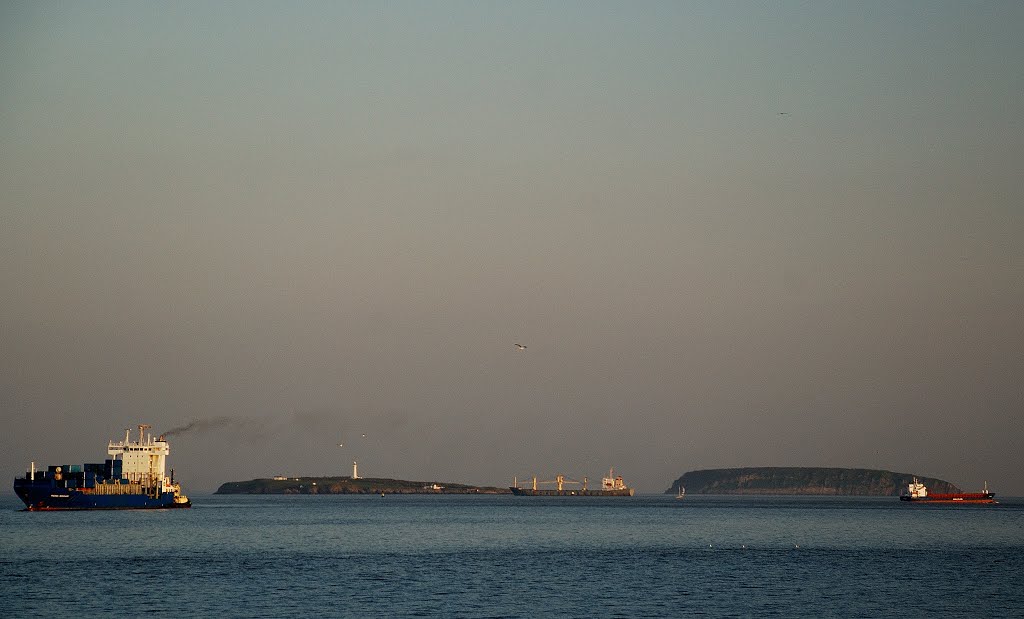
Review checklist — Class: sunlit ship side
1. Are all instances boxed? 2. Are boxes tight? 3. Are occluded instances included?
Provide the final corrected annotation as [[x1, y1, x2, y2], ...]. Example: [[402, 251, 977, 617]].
[[899, 478, 995, 504], [13, 424, 191, 511], [510, 468, 635, 496]]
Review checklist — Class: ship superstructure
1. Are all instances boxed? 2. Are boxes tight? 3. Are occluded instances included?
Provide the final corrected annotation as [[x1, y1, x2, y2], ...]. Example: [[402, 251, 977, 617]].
[[601, 468, 630, 493], [14, 424, 191, 511]]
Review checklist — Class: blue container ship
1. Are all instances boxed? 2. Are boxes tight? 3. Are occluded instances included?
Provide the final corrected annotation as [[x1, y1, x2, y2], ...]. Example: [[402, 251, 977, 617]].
[[13, 424, 191, 511]]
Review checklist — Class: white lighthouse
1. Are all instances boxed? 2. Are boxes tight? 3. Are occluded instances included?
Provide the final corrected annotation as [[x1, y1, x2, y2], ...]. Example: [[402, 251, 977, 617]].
[[352, 461, 359, 479]]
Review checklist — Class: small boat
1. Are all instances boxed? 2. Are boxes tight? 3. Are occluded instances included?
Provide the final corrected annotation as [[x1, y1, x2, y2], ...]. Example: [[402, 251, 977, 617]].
[[675, 485, 686, 500]]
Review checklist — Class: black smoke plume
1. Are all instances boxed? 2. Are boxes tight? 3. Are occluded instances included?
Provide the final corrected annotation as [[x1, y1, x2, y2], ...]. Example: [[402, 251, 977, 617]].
[[161, 417, 238, 438]]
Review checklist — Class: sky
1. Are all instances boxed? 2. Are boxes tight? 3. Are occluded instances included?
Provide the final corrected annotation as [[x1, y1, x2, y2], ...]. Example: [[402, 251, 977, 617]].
[[2, 1, 1021, 495]]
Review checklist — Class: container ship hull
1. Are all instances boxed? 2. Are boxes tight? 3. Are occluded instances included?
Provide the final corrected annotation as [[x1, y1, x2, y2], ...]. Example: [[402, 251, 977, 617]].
[[14, 481, 190, 511], [13, 424, 191, 511]]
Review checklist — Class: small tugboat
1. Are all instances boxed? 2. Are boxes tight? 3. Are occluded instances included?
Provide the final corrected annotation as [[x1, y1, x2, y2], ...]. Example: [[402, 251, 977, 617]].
[[510, 468, 635, 496], [13, 424, 191, 511], [899, 478, 995, 504]]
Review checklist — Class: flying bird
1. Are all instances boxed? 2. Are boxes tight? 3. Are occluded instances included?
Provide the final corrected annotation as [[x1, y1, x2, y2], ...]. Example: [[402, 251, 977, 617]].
[[515, 343, 527, 350], [778, 112, 790, 116]]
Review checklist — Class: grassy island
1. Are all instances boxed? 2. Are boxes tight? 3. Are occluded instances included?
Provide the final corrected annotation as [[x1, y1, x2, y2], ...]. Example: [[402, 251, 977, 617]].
[[665, 467, 963, 496], [215, 476, 511, 495]]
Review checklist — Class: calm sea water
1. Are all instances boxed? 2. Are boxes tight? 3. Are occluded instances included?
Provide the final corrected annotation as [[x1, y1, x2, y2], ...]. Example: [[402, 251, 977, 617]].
[[1, 493, 1022, 618]]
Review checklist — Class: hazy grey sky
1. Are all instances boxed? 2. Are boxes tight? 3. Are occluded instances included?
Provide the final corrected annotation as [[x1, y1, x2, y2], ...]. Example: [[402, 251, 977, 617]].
[[2, 1, 1021, 494]]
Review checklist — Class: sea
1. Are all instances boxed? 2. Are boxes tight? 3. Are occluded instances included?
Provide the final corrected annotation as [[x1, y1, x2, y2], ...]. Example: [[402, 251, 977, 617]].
[[1, 493, 1022, 618]]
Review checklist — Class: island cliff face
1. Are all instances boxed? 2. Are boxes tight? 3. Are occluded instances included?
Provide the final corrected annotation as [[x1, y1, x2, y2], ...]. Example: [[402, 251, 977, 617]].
[[666, 467, 962, 496]]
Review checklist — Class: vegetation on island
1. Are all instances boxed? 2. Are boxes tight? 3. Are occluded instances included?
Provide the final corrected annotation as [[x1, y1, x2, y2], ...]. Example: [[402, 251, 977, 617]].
[[665, 467, 963, 496], [215, 476, 511, 495]]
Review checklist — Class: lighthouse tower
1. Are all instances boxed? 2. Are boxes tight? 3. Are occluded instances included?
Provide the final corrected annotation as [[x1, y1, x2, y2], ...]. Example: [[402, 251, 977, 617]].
[[352, 461, 359, 479]]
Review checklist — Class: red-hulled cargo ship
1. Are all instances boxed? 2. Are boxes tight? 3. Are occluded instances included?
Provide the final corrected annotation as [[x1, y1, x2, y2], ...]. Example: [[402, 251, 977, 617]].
[[510, 468, 635, 496], [899, 478, 995, 504]]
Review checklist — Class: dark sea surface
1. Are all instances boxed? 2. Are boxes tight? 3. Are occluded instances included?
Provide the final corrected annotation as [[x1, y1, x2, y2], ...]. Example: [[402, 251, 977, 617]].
[[2, 493, 1022, 618]]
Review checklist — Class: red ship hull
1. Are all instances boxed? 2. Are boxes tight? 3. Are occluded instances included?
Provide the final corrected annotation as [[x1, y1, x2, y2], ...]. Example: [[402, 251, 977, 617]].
[[900, 493, 995, 504]]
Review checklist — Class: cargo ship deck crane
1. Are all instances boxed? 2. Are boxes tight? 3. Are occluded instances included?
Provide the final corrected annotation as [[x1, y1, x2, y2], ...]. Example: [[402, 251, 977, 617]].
[[512, 474, 585, 491]]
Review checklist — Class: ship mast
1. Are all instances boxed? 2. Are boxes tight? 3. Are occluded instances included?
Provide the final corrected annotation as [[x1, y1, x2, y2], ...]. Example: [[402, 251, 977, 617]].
[[138, 424, 151, 445]]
